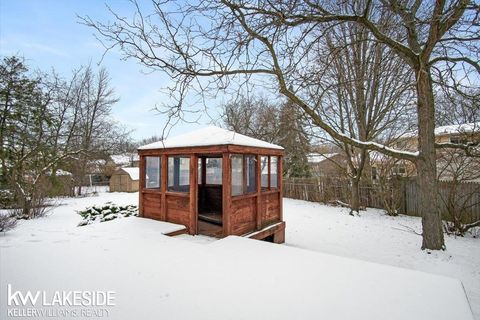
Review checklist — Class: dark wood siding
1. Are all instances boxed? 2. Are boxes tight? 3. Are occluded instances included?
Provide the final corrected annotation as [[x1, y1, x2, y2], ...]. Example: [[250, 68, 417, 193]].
[[261, 192, 281, 226], [231, 196, 256, 235], [166, 194, 190, 228], [138, 145, 284, 240], [142, 192, 162, 219]]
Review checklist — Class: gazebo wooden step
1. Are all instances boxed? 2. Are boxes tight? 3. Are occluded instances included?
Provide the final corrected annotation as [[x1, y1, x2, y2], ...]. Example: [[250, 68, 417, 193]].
[[244, 221, 285, 243], [164, 227, 188, 236]]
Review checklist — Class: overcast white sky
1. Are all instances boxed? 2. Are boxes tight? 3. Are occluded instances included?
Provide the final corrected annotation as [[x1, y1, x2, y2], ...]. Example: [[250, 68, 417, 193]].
[[0, 0, 226, 140]]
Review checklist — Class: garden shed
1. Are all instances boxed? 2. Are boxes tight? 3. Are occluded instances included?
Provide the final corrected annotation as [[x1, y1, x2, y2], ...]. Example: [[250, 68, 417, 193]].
[[110, 167, 140, 192], [137, 126, 285, 242]]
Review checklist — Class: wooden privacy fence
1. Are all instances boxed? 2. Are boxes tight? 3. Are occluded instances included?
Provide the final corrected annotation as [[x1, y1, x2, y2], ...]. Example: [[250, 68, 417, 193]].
[[404, 179, 480, 224], [283, 177, 387, 209], [283, 177, 480, 224]]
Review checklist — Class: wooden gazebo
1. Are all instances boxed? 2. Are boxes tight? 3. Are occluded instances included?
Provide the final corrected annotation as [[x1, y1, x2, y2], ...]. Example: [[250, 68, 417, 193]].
[[137, 126, 285, 243]]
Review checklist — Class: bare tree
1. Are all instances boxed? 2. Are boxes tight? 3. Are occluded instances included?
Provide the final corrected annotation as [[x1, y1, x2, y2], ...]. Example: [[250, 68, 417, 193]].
[[81, 0, 479, 250], [222, 94, 281, 143], [223, 94, 311, 177], [304, 6, 416, 214], [0, 56, 80, 217], [437, 144, 480, 235], [436, 89, 480, 127], [277, 99, 312, 177], [0, 56, 128, 216], [435, 86, 480, 235], [371, 151, 414, 216], [60, 66, 124, 195]]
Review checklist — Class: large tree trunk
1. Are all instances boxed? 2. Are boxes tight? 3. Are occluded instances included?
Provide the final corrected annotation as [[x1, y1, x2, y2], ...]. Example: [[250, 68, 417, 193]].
[[350, 177, 360, 215], [416, 67, 445, 250]]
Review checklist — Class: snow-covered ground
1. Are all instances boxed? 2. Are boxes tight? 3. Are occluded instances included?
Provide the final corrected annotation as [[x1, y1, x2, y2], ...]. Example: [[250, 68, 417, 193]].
[[284, 199, 480, 319], [0, 192, 477, 319]]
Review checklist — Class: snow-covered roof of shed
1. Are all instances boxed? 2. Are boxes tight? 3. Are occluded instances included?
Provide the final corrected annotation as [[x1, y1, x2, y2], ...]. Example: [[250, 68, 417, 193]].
[[138, 126, 284, 150], [119, 167, 139, 180]]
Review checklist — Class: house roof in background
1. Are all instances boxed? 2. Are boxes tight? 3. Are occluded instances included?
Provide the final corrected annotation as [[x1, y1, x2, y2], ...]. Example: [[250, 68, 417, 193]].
[[111, 153, 140, 166], [401, 122, 480, 138], [46, 169, 72, 176], [307, 153, 339, 164], [138, 126, 284, 150]]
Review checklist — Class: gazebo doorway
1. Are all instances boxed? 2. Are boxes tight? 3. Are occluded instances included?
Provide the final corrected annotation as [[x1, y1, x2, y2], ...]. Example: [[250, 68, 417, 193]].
[[197, 156, 223, 237]]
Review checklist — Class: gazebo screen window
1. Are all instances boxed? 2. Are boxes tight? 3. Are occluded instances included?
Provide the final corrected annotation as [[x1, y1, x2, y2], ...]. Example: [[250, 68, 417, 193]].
[[260, 156, 278, 191], [206, 158, 222, 184], [270, 156, 278, 188], [260, 156, 269, 189], [168, 156, 190, 192], [231, 155, 243, 196], [145, 156, 161, 189], [232, 154, 257, 196], [246, 155, 256, 193]]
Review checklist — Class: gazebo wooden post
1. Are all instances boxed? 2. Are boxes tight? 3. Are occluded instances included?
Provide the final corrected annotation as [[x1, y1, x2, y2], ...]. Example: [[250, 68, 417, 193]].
[[139, 155, 145, 217], [255, 154, 262, 230], [199, 156, 206, 214], [160, 154, 167, 221], [242, 155, 247, 195], [189, 154, 198, 235], [278, 155, 283, 221], [268, 156, 271, 188], [222, 152, 231, 236], [201, 157, 206, 186]]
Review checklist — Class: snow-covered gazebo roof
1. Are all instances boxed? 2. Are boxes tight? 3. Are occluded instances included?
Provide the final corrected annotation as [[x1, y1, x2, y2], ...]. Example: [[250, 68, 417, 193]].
[[138, 126, 284, 150]]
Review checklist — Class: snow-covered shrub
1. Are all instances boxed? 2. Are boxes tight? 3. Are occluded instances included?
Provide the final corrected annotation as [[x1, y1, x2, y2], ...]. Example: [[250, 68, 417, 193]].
[[0, 189, 14, 209], [13, 193, 52, 220], [77, 202, 138, 226], [0, 212, 17, 233], [9, 176, 53, 219]]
